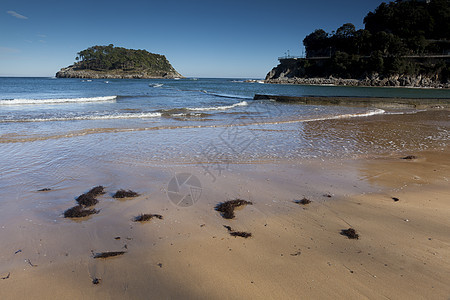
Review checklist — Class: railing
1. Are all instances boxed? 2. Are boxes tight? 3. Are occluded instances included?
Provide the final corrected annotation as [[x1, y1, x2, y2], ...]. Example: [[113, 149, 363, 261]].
[[278, 54, 450, 61], [278, 56, 302, 61]]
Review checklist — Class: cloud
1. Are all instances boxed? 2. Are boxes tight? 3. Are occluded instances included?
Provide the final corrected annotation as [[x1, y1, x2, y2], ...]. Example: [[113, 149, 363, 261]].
[[37, 34, 47, 38], [0, 46, 20, 54], [7, 10, 28, 20]]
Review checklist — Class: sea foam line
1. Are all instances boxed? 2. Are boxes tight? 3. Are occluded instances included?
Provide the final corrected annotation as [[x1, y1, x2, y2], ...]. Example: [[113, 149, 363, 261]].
[[188, 101, 248, 111], [1, 109, 386, 143], [0, 96, 117, 105], [2, 112, 162, 122]]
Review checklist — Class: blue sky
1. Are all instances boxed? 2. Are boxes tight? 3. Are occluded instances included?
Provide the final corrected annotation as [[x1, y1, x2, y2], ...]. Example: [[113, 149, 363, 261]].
[[1, 0, 385, 78]]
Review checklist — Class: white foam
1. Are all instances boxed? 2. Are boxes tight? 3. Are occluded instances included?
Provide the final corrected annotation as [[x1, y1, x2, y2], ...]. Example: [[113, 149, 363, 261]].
[[0, 96, 117, 105], [202, 91, 252, 100], [3, 112, 162, 122], [188, 101, 248, 111], [262, 109, 386, 125]]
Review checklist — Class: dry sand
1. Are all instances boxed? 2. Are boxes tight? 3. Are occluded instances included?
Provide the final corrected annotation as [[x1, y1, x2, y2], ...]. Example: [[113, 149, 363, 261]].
[[0, 146, 449, 299]]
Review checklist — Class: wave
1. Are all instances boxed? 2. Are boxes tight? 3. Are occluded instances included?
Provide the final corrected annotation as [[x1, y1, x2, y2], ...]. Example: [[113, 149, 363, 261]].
[[201, 91, 253, 100], [0, 96, 117, 105], [188, 101, 248, 111], [263, 109, 386, 125], [2, 112, 162, 122], [1, 109, 386, 143], [149, 83, 164, 88]]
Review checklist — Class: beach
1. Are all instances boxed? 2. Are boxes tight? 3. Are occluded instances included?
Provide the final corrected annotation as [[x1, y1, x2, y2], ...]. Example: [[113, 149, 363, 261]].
[[0, 105, 449, 299]]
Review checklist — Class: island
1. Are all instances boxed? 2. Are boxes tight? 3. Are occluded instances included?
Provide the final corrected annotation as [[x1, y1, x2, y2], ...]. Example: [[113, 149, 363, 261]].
[[56, 44, 182, 79], [265, 0, 450, 88]]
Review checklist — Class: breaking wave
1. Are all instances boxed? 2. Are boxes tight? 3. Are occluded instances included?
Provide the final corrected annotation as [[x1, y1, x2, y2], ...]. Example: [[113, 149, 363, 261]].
[[0, 96, 117, 105], [188, 100, 248, 111], [201, 91, 253, 100], [2, 112, 162, 122]]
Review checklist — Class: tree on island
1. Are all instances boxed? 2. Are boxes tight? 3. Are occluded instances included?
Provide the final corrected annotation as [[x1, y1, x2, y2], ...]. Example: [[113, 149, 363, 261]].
[[73, 44, 174, 72]]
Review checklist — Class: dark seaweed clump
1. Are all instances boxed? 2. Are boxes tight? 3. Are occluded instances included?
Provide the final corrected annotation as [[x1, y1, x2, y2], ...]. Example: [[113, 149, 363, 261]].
[[215, 199, 253, 219], [134, 214, 163, 222], [93, 251, 126, 259], [295, 198, 312, 205], [87, 186, 106, 197], [229, 231, 252, 238], [113, 189, 139, 198], [341, 228, 359, 239], [64, 205, 98, 218], [223, 225, 252, 238], [402, 155, 417, 160], [37, 188, 51, 192], [75, 185, 105, 207], [76, 193, 99, 207], [92, 278, 101, 285]]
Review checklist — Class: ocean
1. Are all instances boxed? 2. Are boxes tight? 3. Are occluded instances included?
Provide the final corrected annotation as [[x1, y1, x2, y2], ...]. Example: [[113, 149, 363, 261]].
[[0, 77, 448, 211]]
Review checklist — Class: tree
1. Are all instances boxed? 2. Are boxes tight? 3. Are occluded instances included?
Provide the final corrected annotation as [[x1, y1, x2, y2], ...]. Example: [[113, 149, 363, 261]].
[[335, 23, 356, 39], [303, 29, 329, 57]]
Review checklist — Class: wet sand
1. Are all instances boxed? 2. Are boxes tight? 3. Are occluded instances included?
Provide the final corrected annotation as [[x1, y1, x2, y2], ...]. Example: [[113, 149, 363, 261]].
[[0, 112, 449, 299]]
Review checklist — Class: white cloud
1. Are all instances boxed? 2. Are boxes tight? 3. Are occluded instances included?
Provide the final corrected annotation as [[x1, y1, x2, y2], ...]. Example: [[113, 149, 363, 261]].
[[37, 34, 47, 38], [0, 46, 20, 54], [7, 10, 28, 20]]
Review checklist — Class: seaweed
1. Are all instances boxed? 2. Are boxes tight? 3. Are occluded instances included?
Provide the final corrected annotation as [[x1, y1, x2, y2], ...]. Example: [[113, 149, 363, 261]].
[[223, 225, 232, 231], [92, 278, 101, 285], [341, 228, 359, 239], [37, 188, 51, 192], [64, 205, 98, 218], [215, 199, 253, 219], [295, 198, 312, 205], [229, 231, 252, 238], [402, 155, 417, 160], [93, 251, 126, 259], [223, 225, 252, 238], [76, 193, 99, 207], [1, 272, 10, 280], [134, 214, 163, 222], [86, 186, 106, 197], [74, 186, 105, 207], [112, 189, 139, 198], [392, 197, 400, 202]]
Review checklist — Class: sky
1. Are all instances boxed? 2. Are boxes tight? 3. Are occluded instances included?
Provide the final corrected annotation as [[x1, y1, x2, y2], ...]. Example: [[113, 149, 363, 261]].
[[1, 0, 386, 78]]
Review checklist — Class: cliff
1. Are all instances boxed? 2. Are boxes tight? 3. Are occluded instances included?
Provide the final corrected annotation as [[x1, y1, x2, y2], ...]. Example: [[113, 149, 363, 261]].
[[265, 57, 450, 88], [56, 45, 182, 79]]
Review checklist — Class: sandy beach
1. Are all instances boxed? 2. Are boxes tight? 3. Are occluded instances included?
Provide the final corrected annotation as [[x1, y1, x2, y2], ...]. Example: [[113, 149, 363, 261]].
[[0, 109, 449, 299]]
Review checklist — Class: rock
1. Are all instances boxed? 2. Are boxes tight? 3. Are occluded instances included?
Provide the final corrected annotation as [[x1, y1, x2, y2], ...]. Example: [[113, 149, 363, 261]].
[[265, 60, 450, 88], [56, 65, 182, 79]]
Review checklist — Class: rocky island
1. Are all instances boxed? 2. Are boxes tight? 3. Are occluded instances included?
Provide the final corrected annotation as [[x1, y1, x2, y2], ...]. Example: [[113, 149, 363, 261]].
[[265, 0, 450, 89], [56, 44, 182, 79]]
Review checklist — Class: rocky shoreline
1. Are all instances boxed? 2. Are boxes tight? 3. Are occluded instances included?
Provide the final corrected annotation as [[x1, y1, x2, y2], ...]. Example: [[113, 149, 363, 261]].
[[265, 74, 450, 89], [56, 65, 182, 79]]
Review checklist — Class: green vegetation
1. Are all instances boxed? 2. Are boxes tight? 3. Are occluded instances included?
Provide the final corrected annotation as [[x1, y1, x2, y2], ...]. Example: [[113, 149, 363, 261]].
[[300, 0, 450, 81], [74, 44, 176, 73]]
